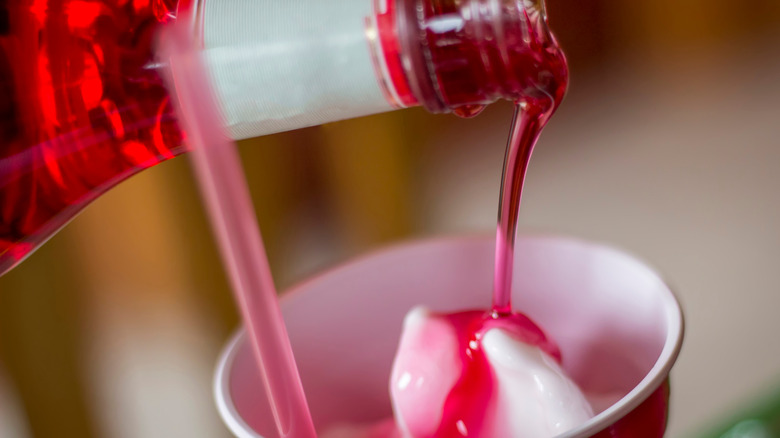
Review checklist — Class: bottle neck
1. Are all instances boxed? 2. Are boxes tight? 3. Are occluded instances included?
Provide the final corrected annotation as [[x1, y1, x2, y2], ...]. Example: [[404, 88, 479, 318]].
[[372, 0, 568, 115], [196, 0, 566, 139]]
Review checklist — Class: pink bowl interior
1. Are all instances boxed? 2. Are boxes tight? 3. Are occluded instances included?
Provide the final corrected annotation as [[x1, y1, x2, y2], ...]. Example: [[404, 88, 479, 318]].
[[215, 236, 683, 437]]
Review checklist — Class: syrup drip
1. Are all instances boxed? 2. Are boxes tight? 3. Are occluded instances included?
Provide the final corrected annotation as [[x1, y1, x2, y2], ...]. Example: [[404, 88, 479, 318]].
[[428, 96, 562, 436], [492, 99, 558, 314]]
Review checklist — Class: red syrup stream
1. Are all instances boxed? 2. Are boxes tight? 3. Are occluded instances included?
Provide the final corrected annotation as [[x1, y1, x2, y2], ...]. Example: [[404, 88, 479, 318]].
[[427, 100, 561, 437], [387, 0, 570, 430], [492, 100, 557, 316], [397, 2, 569, 433]]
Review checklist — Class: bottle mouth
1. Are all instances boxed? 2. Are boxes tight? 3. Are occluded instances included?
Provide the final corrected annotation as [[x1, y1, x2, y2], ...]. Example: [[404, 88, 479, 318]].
[[396, 0, 450, 113], [392, 0, 568, 114]]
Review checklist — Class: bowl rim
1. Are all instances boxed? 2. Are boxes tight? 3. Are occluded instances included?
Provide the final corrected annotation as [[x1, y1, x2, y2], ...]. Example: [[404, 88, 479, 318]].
[[215, 331, 260, 438], [213, 234, 685, 438]]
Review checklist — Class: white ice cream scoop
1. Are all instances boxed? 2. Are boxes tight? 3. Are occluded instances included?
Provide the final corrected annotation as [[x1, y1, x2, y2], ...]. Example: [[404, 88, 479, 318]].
[[389, 307, 593, 438]]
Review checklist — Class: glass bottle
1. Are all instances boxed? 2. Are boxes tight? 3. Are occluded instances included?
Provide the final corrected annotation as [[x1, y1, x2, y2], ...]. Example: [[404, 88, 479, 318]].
[[0, 0, 566, 275]]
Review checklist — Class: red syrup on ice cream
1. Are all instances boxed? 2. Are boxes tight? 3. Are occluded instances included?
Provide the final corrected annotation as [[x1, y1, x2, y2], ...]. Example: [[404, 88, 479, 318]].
[[431, 310, 562, 436]]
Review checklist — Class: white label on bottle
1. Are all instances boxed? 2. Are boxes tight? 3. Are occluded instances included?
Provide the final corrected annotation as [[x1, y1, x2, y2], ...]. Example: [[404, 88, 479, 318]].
[[202, 0, 394, 139]]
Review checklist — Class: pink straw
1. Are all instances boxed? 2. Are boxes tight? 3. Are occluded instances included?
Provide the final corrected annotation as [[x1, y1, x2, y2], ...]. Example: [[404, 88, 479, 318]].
[[157, 19, 317, 438]]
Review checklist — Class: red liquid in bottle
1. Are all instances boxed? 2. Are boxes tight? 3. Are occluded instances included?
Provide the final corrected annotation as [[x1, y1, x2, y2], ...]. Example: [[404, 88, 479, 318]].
[[0, 0, 186, 273]]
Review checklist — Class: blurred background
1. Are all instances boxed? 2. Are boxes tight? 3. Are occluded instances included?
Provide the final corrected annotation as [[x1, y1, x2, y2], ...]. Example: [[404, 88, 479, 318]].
[[2, 0, 780, 437]]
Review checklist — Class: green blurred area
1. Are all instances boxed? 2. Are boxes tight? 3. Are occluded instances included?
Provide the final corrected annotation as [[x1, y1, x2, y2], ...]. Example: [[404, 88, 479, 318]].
[[692, 385, 780, 438], [2, 1, 780, 437]]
